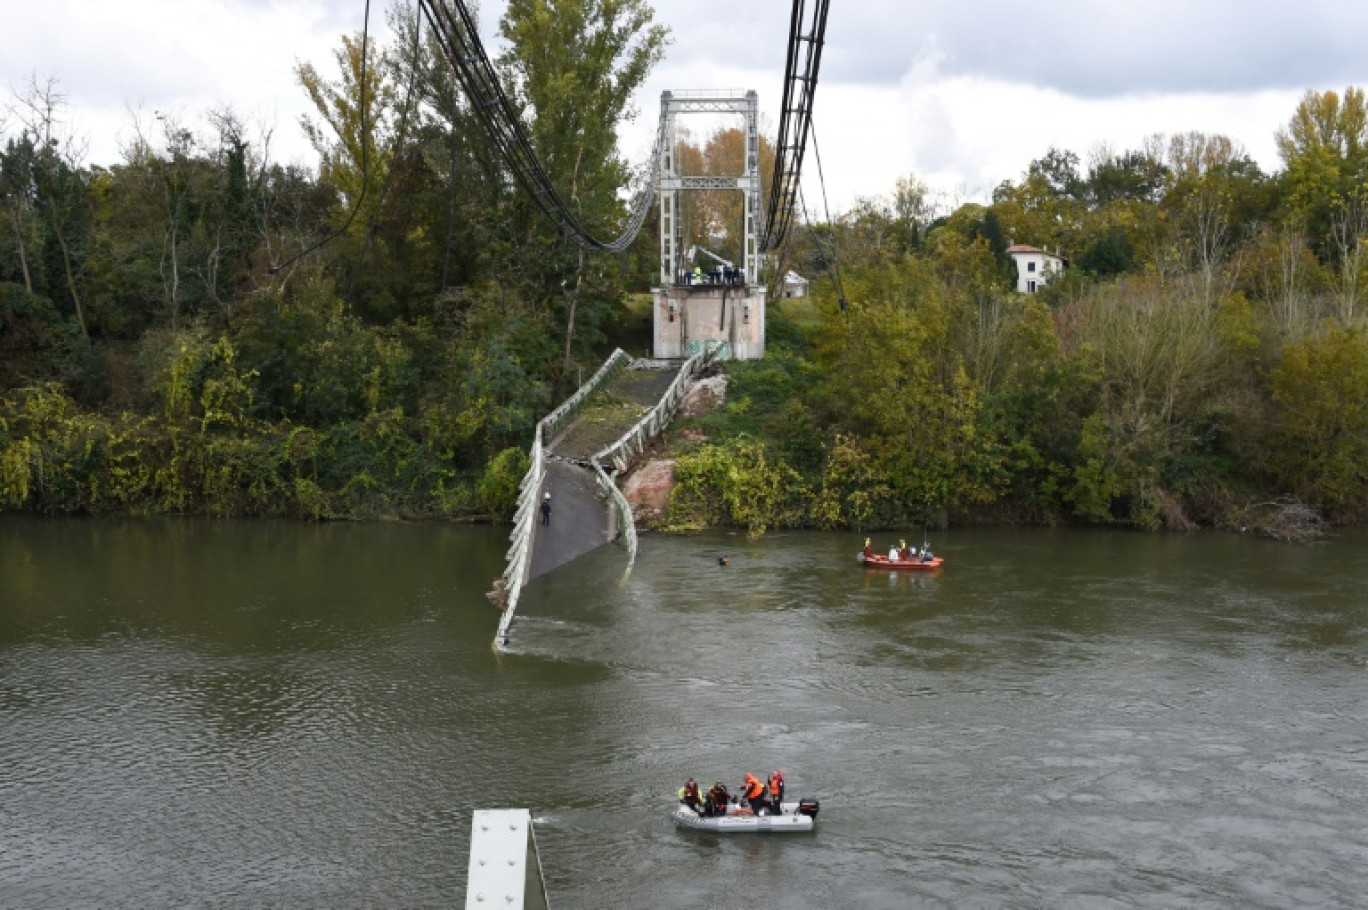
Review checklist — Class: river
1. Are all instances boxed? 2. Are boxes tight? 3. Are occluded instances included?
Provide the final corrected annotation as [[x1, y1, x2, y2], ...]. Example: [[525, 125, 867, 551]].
[[2, 517, 1366, 908]]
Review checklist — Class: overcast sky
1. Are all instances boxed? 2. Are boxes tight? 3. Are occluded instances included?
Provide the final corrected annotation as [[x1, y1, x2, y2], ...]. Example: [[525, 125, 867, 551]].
[[4, 1, 1368, 216]]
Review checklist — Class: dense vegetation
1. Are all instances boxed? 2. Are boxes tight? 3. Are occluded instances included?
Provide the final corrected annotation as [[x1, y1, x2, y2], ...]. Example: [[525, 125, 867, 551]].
[[0, 0, 667, 520], [669, 92, 1368, 536], [2, 1, 1366, 536]]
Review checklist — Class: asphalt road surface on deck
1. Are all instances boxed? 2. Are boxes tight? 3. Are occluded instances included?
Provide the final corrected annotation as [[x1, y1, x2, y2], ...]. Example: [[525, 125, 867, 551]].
[[529, 459, 610, 580]]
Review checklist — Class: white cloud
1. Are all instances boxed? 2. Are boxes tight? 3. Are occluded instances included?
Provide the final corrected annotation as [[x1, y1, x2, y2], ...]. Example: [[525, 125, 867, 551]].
[[0, 0, 391, 167], [2, 0, 1363, 218]]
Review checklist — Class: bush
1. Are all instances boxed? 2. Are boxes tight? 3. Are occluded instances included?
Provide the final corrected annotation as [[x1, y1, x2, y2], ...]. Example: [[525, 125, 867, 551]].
[[477, 447, 530, 520]]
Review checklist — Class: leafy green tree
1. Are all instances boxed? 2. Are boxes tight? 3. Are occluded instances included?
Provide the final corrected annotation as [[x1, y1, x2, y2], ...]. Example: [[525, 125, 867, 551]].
[[1277, 87, 1368, 259], [0, 134, 42, 295], [1086, 148, 1168, 205], [1268, 327, 1368, 514], [498, 0, 669, 373], [1078, 227, 1132, 276]]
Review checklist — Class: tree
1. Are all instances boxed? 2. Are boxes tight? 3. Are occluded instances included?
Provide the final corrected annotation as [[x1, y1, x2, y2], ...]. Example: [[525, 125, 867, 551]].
[[1269, 327, 1368, 513], [9, 76, 91, 338], [0, 131, 40, 295], [1078, 227, 1132, 277], [1086, 147, 1167, 206], [498, 0, 669, 372], [1276, 87, 1368, 259], [1029, 147, 1086, 201]]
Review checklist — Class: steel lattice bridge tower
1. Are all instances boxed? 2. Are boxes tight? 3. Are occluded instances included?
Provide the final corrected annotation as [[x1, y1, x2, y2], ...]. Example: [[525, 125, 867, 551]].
[[652, 89, 767, 362]]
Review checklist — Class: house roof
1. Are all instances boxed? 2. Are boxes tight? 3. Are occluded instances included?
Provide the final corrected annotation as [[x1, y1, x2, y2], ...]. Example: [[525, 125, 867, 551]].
[[784, 270, 808, 283], [1006, 244, 1064, 259]]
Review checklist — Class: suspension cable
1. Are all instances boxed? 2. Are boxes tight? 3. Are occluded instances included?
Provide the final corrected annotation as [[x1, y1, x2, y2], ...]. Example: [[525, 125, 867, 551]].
[[416, 0, 664, 253], [760, 0, 831, 253], [408, 0, 832, 263], [271, 0, 374, 274], [807, 120, 847, 307]]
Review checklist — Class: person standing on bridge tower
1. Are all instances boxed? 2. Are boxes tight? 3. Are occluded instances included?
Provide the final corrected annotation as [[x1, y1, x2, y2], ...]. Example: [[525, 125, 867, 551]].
[[541, 491, 552, 525]]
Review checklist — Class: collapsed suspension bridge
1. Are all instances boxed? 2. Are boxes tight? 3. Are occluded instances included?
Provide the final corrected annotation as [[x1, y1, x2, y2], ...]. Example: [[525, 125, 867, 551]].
[[400, 0, 835, 655], [409, 2, 836, 905], [406, 0, 835, 660]]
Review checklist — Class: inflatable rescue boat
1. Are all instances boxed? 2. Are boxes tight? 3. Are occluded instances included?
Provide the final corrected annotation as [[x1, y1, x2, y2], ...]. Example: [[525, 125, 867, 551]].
[[672, 800, 820, 834]]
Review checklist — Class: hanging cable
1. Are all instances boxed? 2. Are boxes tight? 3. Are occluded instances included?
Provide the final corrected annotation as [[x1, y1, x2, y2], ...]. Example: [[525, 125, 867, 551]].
[[416, 0, 664, 253], [760, 0, 831, 253], [808, 121, 848, 310], [271, 0, 374, 274], [273, 1, 831, 270]]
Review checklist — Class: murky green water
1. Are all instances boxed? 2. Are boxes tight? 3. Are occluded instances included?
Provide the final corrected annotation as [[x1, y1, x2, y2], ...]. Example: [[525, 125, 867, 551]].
[[2, 517, 1366, 908]]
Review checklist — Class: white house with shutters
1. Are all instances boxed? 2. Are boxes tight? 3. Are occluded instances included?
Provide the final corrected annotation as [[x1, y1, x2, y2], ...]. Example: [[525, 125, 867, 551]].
[[1006, 244, 1065, 294]]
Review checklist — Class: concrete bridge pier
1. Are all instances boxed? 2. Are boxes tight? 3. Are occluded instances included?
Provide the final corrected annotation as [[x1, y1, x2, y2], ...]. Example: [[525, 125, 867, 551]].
[[652, 284, 766, 360]]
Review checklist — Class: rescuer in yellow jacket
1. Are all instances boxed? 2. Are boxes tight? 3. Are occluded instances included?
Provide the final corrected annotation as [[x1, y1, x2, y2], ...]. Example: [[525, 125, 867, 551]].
[[678, 777, 703, 814]]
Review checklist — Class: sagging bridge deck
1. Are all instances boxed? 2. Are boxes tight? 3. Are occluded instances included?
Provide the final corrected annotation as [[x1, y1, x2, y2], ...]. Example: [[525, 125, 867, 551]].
[[490, 347, 718, 650]]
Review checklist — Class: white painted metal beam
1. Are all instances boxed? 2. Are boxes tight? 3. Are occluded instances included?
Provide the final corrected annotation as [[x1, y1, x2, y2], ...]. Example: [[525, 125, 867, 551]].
[[465, 809, 550, 910]]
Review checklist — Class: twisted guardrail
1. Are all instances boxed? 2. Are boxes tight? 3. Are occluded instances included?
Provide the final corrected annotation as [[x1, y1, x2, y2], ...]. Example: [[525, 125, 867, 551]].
[[492, 345, 719, 650], [493, 350, 632, 650], [590, 345, 720, 469]]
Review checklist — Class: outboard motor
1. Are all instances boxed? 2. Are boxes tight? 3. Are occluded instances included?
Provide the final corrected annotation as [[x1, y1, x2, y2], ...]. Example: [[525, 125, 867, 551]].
[[797, 798, 820, 818]]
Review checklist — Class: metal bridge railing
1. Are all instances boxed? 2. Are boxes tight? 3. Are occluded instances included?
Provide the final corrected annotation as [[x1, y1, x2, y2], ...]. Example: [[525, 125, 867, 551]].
[[494, 349, 633, 650], [590, 345, 720, 470], [593, 466, 638, 564], [584, 344, 721, 569], [494, 345, 718, 650]]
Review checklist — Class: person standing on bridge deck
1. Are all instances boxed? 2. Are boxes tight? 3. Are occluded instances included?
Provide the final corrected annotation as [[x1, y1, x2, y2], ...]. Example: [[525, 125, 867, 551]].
[[540, 491, 552, 525]]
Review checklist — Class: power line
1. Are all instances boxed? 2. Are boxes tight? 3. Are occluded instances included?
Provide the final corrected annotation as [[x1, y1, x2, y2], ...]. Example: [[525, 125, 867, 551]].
[[271, 0, 375, 274]]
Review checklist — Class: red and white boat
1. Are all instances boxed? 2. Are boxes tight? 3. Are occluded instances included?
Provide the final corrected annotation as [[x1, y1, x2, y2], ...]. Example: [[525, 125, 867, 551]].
[[857, 551, 944, 570]]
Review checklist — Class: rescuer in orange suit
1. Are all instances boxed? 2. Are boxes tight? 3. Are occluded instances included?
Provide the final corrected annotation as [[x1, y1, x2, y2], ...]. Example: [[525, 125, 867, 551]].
[[742, 773, 766, 814], [767, 769, 785, 812]]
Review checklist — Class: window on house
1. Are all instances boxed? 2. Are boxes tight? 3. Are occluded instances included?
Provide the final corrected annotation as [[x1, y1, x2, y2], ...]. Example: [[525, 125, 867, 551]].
[[1028, 280, 1037, 293], [1027, 261, 1037, 272]]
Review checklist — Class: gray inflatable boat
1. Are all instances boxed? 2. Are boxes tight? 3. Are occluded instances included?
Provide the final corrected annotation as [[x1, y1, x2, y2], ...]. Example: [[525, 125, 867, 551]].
[[672, 799, 820, 833]]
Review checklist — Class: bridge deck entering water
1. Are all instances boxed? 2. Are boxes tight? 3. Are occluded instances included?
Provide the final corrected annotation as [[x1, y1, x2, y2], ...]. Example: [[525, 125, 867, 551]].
[[529, 365, 680, 579], [493, 350, 717, 648]]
